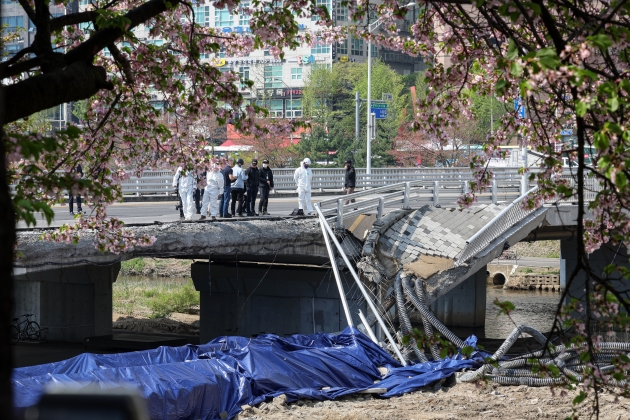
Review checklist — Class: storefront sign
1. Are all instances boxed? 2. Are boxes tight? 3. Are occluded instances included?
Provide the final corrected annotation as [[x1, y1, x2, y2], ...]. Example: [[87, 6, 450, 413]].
[[253, 88, 304, 98], [226, 58, 282, 66]]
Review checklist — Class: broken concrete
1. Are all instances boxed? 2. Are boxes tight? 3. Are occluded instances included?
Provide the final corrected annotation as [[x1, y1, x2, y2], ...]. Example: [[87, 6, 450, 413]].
[[15, 218, 334, 273]]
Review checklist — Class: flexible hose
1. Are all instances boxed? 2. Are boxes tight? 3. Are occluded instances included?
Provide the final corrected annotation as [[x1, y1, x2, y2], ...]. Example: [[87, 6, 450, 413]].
[[401, 275, 465, 349], [395, 272, 428, 363], [460, 325, 550, 382], [407, 277, 441, 360], [489, 376, 568, 386]]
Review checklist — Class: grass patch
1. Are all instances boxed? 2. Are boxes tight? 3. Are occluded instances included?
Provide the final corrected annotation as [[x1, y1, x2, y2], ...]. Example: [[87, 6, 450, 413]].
[[113, 277, 199, 318], [120, 258, 146, 275]]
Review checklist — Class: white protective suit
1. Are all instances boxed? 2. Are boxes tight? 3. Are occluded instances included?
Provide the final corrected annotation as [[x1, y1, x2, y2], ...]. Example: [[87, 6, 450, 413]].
[[201, 167, 224, 217], [293, 163, 313, 213], [173, 166, 195, 220]]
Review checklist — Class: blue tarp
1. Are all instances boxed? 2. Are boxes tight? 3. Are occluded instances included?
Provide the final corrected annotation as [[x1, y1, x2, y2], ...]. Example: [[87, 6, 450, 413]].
[[13, 328, 477, 419]]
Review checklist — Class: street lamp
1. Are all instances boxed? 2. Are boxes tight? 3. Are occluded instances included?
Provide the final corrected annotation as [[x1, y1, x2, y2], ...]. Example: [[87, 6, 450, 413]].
[[366, 2, 415, 174]]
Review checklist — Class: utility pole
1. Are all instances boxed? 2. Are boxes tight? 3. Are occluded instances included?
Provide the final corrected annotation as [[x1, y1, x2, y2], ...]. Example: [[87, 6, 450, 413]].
[[366, 40, 372, 175], [355, 91, 360, 142]]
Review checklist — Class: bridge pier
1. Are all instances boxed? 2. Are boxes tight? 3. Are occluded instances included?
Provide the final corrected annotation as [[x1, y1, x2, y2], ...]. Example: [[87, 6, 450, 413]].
[[561, 239, 630, 302], [12, 263, 119, 342], [191, 261, 365, 343], [420, 265, 487, 328]]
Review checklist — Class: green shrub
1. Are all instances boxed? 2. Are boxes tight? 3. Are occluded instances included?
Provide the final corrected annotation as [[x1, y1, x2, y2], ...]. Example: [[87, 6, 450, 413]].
[[121, 258, 146, 274], [147, 282, 199, 318]]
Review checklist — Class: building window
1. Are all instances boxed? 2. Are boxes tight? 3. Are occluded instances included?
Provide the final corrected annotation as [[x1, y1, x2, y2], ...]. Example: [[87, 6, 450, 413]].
[[194, 6, 211, 27], [2, 16, 24, 31], [214, 8, 233, 27], [337, 38, 348, 55], [239, 66, 250, 89], [238, 1, 250, 26], [370, 43, 377, 56], [291, 67, 302, 80], [312, 0, 330, 21], [336, 3, 348, 22], [258, 99, 284, 117], [286, 98, 302, 118], [5, 42, 24, 56], [264, 65, 282, 89], [311, 39, 331, 55], [351, 37, 363, 56]]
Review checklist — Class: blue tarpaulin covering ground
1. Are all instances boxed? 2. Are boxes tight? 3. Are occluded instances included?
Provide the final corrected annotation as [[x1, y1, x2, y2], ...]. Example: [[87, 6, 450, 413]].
[[13, 328, 478, 419]]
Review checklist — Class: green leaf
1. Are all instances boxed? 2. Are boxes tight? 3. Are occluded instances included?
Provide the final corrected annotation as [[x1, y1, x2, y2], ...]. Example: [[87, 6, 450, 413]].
[[593, 132, 610, 151], [507, 38, 518, 60], [461, 345, 475, 358], [572, 390, 587, 405], [615, 171, 627, 188], [510, 61, 523, 76], [575, 101, 588, 117], [495, 79, 508, 95], [535, 47, 555, 57], [607, 96, 620, 112], [588, 34, 612, 50], [603, 263, 617, 275]]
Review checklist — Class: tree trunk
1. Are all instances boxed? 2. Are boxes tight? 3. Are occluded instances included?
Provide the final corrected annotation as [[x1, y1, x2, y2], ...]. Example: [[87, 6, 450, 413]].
[[0, 88, 16, 417]]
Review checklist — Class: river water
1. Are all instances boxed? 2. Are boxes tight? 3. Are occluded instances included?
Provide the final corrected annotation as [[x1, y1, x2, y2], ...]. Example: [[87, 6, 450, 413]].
[[484, 286, 561, 339]]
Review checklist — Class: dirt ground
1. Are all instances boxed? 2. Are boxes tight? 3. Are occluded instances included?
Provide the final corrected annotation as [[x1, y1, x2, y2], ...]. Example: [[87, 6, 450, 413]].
[[112, 312, 199, 335], [237, 383, 630, 420], [511, 241, 560, 259]]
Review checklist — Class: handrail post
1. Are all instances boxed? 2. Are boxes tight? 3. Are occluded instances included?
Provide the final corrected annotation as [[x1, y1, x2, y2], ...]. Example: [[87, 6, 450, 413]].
[[492, 177, 498, 204], [433, 180, 440, 208], [376, 197, 384, 223], [337, 198, 344, 228], [463, 180, 469, 194], [520, 174, 528, 196], [403, 182, 410, 209]]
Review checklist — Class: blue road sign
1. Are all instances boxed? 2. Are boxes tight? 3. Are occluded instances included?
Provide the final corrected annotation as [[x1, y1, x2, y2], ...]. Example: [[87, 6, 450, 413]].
[[560, 129, 573, 136], [371, 108, 388, 119], [514, 97, 526, 118]]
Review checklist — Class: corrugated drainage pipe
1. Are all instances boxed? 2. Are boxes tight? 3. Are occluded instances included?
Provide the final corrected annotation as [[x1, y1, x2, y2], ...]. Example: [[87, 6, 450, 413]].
[[403, 277, 440, 361], [460, 325, 549, 382], [395, 272, 428, 363], [401, 275, 465, 349]]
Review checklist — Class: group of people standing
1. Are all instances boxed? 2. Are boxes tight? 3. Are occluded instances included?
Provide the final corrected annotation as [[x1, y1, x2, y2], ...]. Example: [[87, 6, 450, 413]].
[[173, 156, 356, 221], [173, 157, 274, 221]]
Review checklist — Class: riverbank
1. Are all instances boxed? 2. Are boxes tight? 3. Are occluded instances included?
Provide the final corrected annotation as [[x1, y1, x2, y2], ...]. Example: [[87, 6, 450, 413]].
[[235, 382, 629, 419]]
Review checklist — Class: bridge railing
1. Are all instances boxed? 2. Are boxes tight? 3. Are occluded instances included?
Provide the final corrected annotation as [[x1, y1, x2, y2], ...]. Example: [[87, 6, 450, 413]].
[[455, 174, 604, 265], [318, 174, 528, 228], [116, 167, 527, 196], [455, 187, 540, 265]]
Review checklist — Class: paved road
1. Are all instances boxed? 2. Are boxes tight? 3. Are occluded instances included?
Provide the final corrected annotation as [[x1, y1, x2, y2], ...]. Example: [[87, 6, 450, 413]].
[[16, 184, 519, 231], [17, 193, 481, 229]]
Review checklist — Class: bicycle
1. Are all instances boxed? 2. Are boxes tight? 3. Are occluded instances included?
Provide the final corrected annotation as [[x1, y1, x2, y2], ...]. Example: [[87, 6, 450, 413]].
[[11, 313, 42, 344]]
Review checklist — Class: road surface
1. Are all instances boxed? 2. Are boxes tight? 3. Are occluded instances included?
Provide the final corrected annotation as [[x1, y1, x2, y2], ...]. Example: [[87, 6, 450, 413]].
[[17, 193, 482, 229]]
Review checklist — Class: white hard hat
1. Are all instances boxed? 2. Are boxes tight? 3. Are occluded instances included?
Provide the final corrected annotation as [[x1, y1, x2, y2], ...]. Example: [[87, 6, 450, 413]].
[[303, 158, 311, 165]]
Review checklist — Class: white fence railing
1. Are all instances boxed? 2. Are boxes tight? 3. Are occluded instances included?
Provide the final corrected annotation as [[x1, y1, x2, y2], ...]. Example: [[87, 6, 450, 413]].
[[118, 167, 527, 196]]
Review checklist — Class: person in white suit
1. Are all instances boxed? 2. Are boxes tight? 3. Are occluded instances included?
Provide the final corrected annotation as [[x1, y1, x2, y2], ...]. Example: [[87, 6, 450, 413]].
[[200, 163, 224, 220], [293, 157, 313, 215], [173, 165, 195, 221]]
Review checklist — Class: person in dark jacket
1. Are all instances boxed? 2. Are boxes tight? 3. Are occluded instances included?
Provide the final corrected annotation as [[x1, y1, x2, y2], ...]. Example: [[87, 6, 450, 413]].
[[69, 164, 84, 215], [258, 159, 274, 215], [244, 159, 260, 216], [344, 159, 356, 207]]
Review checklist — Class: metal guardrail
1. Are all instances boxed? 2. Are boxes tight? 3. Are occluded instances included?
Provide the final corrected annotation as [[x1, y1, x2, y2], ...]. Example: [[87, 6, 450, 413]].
[[455, 174, 603, 265], [317, 176, 528, 228], [455, 187, 540, 265], [117, 167, 527, 196]]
